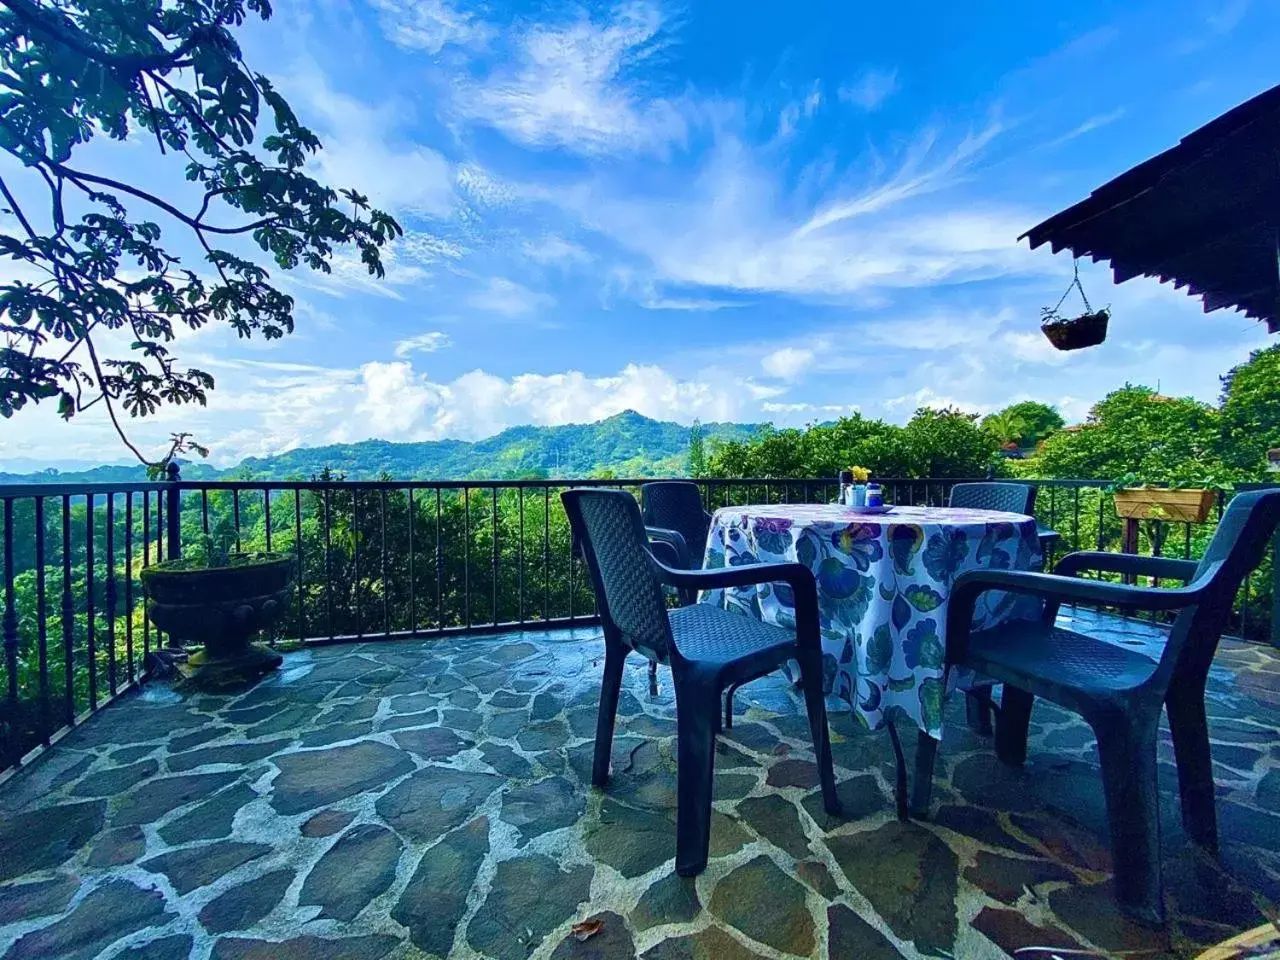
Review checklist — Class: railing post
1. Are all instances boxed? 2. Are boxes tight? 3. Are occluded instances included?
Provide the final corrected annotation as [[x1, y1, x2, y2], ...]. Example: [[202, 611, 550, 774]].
[[1271, 525, 1280, 648], [2, 499, 19, 733], [165, 462, 181, 562]]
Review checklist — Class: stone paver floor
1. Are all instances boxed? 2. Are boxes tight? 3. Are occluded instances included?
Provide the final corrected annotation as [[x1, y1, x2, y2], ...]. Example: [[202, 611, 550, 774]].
[[2, 609, 1280, 959]]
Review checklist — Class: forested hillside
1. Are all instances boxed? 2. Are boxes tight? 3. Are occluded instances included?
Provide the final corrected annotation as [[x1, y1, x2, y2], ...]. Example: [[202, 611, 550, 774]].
[[0, 411, 760, 484]]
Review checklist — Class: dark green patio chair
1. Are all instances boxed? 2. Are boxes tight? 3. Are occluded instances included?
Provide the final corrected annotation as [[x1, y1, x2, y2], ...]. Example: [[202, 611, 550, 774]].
[[913, 488, 1280, 924], [641, 481, 714, 592], [640, 479, 785, 729], [562, 488, 841, 876], [947, 482, 1053, 732], [947, 481, 1060, 557]]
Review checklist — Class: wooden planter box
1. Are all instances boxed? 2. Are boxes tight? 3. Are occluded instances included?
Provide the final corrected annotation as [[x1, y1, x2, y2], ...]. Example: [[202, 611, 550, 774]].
[[1113, 488, 1216, 524]]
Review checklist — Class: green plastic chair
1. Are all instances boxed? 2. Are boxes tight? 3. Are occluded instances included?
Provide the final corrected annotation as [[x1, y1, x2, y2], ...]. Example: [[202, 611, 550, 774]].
[[914, 488, 1280, 924]]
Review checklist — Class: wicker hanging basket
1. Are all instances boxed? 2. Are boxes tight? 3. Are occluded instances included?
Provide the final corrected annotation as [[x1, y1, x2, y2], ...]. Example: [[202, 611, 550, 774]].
[[1040, 261, 1109, 351], [1042, 308, 1110, 350]]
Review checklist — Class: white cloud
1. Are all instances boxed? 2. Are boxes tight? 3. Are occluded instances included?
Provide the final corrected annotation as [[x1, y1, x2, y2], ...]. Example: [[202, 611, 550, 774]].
[[775, 83, 823, 140], [282, 242, 429, 300], [561, 122, 1034, 301], [883, 386, 993, 417], [456, 165, 515, 208], [761, 346, 815, 380], [284, 64, 454, 218], [761, 401, 859, 416], [401, 232, 466, 264], [238, 360, 768, 457], [394, 331, 453, 357], [639, 295, 743, 311], [457, 2, 687, 156], [523, 236, 594, 267], [839, 68, 899, 112], [468, 277, 555, 317], [368, 0, 491, 53], [1046, 108, 1126, 148]]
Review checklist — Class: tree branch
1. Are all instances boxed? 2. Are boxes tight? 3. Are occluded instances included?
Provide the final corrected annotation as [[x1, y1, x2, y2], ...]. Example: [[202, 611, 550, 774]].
[[0, 0, 219, 75], [52, 163, 279, 235]]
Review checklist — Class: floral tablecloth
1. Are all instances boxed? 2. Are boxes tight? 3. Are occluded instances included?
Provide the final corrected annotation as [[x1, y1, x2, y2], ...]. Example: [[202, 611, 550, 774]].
[[699, 503, 1041, 738]]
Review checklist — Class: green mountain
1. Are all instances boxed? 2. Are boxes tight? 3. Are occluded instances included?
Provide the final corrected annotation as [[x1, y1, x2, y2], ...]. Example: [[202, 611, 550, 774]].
[[0, 411, 761, 483]]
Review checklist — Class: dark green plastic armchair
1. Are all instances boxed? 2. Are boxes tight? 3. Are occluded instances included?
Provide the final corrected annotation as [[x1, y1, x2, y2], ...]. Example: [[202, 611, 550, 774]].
[[914, 488, 1280, 924], [562, 488, 841, 876]]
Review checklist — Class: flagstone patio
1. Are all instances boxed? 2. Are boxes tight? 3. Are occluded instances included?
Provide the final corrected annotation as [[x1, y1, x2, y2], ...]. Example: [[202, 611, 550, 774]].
[[1, 609, 1279, 960]]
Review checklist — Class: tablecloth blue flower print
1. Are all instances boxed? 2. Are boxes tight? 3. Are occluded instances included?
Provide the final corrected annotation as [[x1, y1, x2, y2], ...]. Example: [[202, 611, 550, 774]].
[[699, 503, 1041, 738]]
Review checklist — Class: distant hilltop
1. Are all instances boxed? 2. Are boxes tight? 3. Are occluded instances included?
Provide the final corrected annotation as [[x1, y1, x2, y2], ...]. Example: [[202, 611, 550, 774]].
[[0, 411, 762, 484]]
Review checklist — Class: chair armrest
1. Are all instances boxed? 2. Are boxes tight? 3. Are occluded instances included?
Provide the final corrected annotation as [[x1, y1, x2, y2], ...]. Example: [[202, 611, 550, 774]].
[[647, 554, 821, 650], [945, 566, 1210, 662], [647, 538, 683, 570], [646, 526, 690, 568], [1052, 550, 1199, 582]]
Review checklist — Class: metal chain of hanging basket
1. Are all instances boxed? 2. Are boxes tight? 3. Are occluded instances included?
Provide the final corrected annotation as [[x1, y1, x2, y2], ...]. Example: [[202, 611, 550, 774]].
[[1040, 259, 1111, 351]]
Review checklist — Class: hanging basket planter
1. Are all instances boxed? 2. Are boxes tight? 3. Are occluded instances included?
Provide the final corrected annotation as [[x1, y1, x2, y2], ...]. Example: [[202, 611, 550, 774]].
[[1041, 308, 1110, 350], [1040, 260, 1110, 351]]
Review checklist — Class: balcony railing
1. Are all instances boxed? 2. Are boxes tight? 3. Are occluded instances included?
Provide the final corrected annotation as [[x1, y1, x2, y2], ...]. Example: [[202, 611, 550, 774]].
[[1, 474, 1277, 773]]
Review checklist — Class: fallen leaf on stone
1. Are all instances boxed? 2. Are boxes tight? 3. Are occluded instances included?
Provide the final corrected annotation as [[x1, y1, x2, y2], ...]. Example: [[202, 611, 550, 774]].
[[571, 919, 603, 942]]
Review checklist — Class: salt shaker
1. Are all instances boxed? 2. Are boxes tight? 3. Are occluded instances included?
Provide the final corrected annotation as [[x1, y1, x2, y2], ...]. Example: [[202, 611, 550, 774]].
[[865, 482, 883, 509]]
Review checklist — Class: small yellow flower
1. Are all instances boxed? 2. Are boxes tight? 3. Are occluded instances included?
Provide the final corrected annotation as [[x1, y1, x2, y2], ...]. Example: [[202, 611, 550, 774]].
[[850, 466, 870, 483]]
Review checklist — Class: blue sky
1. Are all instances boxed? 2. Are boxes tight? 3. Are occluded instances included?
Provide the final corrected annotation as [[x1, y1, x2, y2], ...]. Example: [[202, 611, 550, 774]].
[[3, 0, 1278, 466]]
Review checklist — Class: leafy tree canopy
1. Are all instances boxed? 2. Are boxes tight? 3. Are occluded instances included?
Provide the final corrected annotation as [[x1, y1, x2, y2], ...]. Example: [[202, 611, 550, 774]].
[[1031, 385, 1226, 484], [0, 0, 401, 466], [982, 401, 1064, 448], [706, 408, 998, 479], [1219, 343, 1280, 473]]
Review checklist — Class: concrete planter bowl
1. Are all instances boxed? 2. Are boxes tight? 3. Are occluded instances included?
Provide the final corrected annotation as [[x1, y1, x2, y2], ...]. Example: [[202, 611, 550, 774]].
[[141, 552, 292, 687]]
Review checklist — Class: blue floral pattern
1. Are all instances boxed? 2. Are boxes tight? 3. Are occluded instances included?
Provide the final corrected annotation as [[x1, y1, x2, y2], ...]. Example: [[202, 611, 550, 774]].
[[700, 503, 1041, 738]]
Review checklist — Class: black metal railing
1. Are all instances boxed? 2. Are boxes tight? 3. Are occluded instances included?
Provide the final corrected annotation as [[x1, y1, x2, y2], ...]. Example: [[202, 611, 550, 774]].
[[1, 474, 1276, 772]]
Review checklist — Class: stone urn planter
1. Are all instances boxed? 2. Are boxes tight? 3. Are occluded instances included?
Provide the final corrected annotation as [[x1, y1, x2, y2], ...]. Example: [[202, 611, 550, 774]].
[[141, 552, 292, 687]]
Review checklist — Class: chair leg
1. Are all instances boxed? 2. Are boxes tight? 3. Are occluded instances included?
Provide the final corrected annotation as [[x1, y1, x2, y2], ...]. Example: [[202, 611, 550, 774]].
[[673, 670, 719, 877], [995, 685, 1034, 766], [1093, 713, 1165, 925], [592, 643, 627, 788], [1166, 684, 1218, 852], [884, 719, 911, 821], [965, 687, 994, 735], [723, 681, 742, 730], [912, 730, 939, 817], [648, 660, 659, 697], [796, 652, 841, 816]]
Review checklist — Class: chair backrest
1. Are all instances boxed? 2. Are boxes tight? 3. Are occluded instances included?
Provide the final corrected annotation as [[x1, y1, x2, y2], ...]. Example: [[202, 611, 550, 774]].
[[640, 481, 711, 568], [1162, 488, 1280, 682], [562, 488, 673, 662], [948, 482, 1037, 515]]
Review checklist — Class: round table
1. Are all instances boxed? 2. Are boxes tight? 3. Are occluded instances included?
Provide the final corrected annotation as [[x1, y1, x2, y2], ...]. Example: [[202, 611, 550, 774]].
[[699, 503, 1042, 738]]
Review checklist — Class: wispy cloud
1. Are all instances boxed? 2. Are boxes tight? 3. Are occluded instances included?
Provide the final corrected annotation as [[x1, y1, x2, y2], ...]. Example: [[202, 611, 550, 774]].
[[283, 64, 455, 218], [838, 67, 899, 112], [775, 83, 823, 140], [456, 2, 688, 156], [560, 121, 1032, 302], [1207, 0, 1251, 34], [523, 236, 594, 268], [394, 331, 453, 358], [401, 232, 467, 264], [638, 294, 744, 311], [468, 277, 555, 317], [1046, 108, 1126, 148], [796, 120, 1003, 236], [367, 0, 491, 53]]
